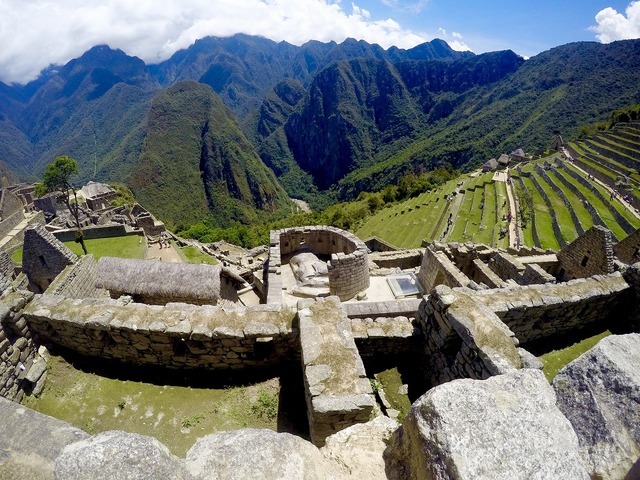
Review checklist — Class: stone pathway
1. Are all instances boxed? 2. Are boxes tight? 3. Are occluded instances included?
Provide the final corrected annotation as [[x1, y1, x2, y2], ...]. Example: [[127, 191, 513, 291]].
[[495, 170, 519, 248]]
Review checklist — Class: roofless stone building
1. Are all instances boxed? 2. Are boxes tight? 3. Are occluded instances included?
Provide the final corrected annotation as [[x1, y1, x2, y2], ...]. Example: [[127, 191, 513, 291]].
[[1, 223, 640, 478]]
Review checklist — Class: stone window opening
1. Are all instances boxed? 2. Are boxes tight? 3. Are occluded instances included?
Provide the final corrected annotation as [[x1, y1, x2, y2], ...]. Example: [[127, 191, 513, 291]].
[[173, 338, 188, 356], [254, 337, 274, 359], [581, 256, 589, 267], [38, 255, 47, 267]]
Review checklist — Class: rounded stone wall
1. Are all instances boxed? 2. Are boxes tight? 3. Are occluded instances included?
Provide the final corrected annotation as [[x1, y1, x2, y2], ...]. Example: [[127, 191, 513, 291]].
[[267, 226, 370, 302]]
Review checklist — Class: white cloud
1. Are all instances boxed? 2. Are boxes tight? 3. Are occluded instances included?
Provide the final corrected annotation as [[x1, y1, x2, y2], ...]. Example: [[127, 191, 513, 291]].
[[381, 0, 428, 14], [0, 0, 429, 84], [591, 1, 640, 43], [436, 27, 471, 52]]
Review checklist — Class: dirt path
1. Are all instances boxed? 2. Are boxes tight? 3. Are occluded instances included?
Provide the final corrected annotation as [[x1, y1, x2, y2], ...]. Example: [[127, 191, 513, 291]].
[[497, 169, 519, 248], [146, 242, 183, 263]]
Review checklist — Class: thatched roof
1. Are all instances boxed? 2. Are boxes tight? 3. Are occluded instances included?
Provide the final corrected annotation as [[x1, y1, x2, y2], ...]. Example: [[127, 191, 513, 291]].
[[483, 158, 498, 171], [96, 257, 221, 304], [497, 154, 510, 165]]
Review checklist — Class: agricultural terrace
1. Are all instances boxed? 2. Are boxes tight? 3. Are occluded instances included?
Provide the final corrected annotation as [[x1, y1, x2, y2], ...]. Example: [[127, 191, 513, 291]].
[[357, 137, 640, 251]]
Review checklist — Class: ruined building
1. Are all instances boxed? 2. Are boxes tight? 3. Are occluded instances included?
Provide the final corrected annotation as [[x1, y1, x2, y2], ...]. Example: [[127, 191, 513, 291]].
[[1, 223, 639, 479]]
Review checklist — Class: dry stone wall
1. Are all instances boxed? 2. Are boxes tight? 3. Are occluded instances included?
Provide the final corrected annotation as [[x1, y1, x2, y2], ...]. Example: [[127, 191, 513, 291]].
[[474, 273, 631, 345], [417, 247, 470, 293], [266, 226, 370, 303], [0, 291, 45, 402], [613, 228, 640, 264], [52, 224, 133, 242], [556, 226, 614, 281], [298, 297, 375, 446], [23, 295, 299, 370], [417, 285, 521, 387], [22, 224, 78, 293]]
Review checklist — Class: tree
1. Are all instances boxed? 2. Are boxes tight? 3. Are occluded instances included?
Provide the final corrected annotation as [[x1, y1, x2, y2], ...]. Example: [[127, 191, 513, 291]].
[[40, 156, 88, 254]]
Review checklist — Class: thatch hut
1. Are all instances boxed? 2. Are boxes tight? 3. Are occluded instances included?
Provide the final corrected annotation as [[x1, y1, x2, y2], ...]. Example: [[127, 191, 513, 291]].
[[497, 154, 510, 168], [95, 257, 242, 305], [510, 148, 527, 163], [482, 158, 498, 172]]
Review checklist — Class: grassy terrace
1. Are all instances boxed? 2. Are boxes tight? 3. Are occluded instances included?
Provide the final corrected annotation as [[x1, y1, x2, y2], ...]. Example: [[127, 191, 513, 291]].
[[521, 176, 559, 250], [356, 178, 459, 248], [564, 163, 640, 229], [545, 170, 594, 233], [448, 189, 472, 241], [12, 235, 145, 263], [533, 171, 577, 243], [553, 168, 627, 240]]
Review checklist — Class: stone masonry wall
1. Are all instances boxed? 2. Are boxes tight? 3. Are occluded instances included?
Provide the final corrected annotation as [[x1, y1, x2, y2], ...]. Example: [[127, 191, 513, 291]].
[[613, 227, 640, 265], [52, 224, 132, 242], [0, 291, 46, 402], [416, 286, 521, 387], [0, 211, 25, 242], [556, 226, 614, 281], [22, 224, 78, 293], [474, 273, 631, 345], [23, 296, 299, 370], [417, 247, 470, 293], [369, 249, 422, 270], [298, 297, 375, 446]]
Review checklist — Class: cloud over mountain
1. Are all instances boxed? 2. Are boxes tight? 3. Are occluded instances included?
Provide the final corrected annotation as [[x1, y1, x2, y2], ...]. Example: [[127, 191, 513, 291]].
[[591, 1, 640, 43], [0, 0, 428, 84]]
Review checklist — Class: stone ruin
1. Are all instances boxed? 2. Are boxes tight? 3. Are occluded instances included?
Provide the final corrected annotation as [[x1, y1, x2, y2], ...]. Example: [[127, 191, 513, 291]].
[[1, 223, 640, 479]]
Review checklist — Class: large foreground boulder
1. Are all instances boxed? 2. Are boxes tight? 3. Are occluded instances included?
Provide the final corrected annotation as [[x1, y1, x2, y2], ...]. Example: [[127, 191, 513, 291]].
[[321, 416, 400, 479], [385, 369, 589, 480], [552, 333, 640, 480], [54, 430, 190, 480], [185, 428, 343, 479], [0, 396, 88, 480]]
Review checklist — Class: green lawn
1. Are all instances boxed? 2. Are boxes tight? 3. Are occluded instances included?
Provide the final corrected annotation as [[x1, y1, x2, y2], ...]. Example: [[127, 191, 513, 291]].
[[539, 330, 610, 382], [179, 245, 218, 265], [64, 235, 145, 260], [11, 235, 145, 263], [522, 177, 560, 250], [533, 172, 578, 243], [22, 351, 298, 457]]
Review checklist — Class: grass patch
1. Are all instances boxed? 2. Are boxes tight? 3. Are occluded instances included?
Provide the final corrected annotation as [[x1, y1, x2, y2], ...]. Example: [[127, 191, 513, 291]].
[[63, 235, 145, 260], [539, 330, 611, 382], [375, 367, 412, 421], [180, 245, 218, 265], [22, 351, 305, 456], [11, 235, 145, 263]]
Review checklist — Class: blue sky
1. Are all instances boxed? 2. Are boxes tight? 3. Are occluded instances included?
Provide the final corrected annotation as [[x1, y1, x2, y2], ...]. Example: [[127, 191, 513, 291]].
[[0, 0, 638, 84], [363, 0, 638, 57]]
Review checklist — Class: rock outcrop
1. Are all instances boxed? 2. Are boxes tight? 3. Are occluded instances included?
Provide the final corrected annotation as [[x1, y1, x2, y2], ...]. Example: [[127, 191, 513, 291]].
[[0, 396, 88, 480], [54, 430, 189, 480], [553, 333, 640, 480], [321, 416, 400, 479], [185, 429, 342, 479], [384, 369, 589, 480]]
